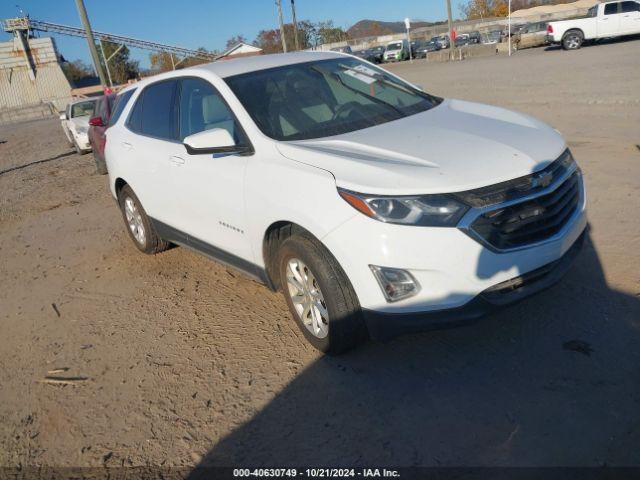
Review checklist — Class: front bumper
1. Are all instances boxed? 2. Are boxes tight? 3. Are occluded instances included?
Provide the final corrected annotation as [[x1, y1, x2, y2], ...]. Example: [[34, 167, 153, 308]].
[[362, 230, 585, 340], [322, 167, 587, 334]]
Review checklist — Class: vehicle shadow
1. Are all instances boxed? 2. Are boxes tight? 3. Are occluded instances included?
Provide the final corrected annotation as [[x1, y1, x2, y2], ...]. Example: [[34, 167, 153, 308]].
[[189, 230, 640, 468]]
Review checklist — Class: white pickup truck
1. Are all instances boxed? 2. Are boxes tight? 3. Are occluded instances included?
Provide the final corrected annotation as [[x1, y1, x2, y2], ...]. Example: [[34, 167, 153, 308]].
[[546, 0, 640, 49]]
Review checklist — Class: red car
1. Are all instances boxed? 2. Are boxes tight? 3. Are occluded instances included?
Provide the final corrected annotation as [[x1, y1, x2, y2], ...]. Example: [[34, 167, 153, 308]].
[[88, 93, 116, 175]]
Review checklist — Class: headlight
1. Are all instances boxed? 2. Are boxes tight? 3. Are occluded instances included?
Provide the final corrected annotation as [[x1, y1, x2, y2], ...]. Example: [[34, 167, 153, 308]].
[[338, 188, 469, 227], [77, 127, 88, 134]]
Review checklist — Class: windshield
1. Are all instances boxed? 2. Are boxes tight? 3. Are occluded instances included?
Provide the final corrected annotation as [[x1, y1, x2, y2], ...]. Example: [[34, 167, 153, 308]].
[[387, 42, 402, 51], [587, 5, 597, 17], [225, 58, 441, 141], [71, 100, 96, 118]]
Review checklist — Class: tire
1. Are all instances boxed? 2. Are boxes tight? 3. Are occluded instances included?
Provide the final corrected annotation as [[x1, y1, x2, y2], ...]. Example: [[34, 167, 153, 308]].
[[94, 153, 108, 175], [562, 30, 583, 50], [278, 232, 367, 354], [117, 185, 170, 254]]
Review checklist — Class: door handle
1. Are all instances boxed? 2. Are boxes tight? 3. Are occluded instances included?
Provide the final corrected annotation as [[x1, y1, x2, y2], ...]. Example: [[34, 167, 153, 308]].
[[169, 155, 185, 166], [122, 141, 133, 150]]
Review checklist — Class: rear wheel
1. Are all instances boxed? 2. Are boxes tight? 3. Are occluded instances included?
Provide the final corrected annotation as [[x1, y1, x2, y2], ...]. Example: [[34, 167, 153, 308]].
[[117, 185, 170, 254], [562, 30, 583, 50], [278, 233, 367, 354]]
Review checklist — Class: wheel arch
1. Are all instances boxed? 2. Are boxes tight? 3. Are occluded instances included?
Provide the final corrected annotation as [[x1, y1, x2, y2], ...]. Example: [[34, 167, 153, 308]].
[[562, 28, 585, 41], [114, 177, 128, 198], [263, 220, 339, 292]]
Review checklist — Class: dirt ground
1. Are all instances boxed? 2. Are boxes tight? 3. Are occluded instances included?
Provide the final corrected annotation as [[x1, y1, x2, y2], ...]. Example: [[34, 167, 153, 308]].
[[1, 39, 639, 469]]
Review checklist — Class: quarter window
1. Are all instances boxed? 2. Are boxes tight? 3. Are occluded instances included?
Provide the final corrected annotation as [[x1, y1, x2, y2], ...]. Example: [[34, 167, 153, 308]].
[[109, 89, 135, 127], [178, 77, 238, 142]]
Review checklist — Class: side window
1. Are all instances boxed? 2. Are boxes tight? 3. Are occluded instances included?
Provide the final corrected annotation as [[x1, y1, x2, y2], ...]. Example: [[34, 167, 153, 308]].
[[604, 3, 620, 14], [140, 80, 178, 140], [178, 77, 238, 142], [621, 1, 639, 12], [109, 89, 135, 127]]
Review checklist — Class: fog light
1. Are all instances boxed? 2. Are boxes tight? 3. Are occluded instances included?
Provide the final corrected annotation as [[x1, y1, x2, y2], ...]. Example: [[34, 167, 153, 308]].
[[369, 265, 420, 302]]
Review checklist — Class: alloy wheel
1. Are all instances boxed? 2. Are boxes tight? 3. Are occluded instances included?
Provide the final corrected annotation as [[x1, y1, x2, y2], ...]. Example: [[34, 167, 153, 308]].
[[124, 196, 146, 246], [286, 258, 329, 339]]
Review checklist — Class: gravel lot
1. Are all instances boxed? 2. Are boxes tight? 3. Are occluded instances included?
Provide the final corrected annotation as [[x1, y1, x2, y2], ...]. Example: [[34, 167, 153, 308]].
[[1, 39, 639, 469]]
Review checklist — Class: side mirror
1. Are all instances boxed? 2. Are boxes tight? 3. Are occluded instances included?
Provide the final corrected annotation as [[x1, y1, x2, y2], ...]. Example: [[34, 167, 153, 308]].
[[89, 116, 104, 127], [59, 113, 67, 121], [183, 128, 251, 155]]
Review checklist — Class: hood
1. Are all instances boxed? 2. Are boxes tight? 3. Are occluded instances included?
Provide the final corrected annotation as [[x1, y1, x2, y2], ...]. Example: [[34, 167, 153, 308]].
[[276, 99, 566, 195]]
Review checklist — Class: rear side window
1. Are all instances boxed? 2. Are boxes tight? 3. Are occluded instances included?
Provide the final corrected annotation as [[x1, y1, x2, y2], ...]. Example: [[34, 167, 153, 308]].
[[139, 80, 178, 140], [621, 1, 639, 12], [109, 89, 135, 127], [604, 3, 620, 14]]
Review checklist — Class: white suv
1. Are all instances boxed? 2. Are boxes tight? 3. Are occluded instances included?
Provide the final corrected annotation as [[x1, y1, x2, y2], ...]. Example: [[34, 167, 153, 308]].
[[105, 52, 586, 354]]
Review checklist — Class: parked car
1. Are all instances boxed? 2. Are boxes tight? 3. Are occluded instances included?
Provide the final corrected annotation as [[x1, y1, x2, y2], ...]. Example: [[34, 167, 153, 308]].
[[414, 40, 439, 58], [366, 45, 386, 63], [88, 93, 116, 174], [60, 98, 97, 154], [468, 31, 482, 44], [487, 29, 503, 44], [105, 52, 587, 354], [383, 39, 410, 61], [514, 21, 549, 50], [546, 0, 640, 50], [432, 35, 450, 49], [454, 33, 471, 47], [331, 45, 352, 54]]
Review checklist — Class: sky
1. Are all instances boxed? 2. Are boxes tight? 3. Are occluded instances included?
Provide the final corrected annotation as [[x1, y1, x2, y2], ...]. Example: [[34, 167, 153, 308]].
[[0, 0, 466, 68]]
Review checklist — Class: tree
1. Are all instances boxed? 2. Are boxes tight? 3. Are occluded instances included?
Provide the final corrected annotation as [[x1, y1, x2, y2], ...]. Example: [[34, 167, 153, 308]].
[[96, 41, 139, 84], [316, 21, 349, 45], [225, 35, 248, 51], [149, 47, 214, 73], [61, 59, 94, 85], [254, 28, 284, 53]]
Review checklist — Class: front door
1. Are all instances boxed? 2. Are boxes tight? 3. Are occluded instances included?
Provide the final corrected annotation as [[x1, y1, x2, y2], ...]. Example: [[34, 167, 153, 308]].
[[167, 76, 254, 264]]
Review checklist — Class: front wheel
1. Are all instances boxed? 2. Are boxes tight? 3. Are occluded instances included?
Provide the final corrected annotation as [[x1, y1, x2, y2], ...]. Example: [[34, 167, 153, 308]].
[[562, 30, 583, 50], [278, 233, 367, 354]]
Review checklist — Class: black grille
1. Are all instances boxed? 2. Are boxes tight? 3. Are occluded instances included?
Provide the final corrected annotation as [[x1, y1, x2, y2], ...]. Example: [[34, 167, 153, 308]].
[[470, 172, 581, 250]]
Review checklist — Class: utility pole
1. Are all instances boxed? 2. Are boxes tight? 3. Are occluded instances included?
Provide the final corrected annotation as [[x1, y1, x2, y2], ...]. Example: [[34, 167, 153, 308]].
[[446, 0, 454, 60], [74, 0, 108, 87], [508, 0, 512, 56], [290, 0, 300, 51], [275, 0, 288, 53]]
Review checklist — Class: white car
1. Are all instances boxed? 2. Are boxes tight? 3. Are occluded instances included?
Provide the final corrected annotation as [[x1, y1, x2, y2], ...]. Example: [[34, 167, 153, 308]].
[[60, 98, 96, 154], [105, 52, 587, 353], [546, 0, 640, 49]]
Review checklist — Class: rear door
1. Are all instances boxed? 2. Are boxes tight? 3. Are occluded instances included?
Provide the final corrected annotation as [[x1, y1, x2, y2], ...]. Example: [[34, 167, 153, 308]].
[[620, 1, 640, 33], [598, 2, 623, 36], [120, 78, 184, 226]]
